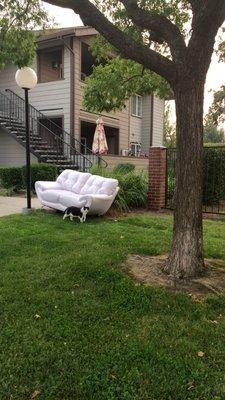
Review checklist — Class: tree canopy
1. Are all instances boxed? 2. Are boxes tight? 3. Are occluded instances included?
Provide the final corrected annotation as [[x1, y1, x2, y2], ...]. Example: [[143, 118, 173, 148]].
[[203, 122, 225, 144], [0, 0, 49, 69], [82, 0, 189, 112], [164, 104, 176, 148], [206, 85, 225, 126], [46, 0, 225, 112]]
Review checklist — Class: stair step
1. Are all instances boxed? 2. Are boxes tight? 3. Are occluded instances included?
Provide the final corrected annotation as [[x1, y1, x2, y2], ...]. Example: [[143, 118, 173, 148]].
[[45, 158, 70, 162], [30, 138, 48, 144], [46, 159, 73, 164], [40, 155, 66, 160], [6, 123, 24, 129], [35, 149, 58, 154], [14, 127, 26, 132], [0, 118, 21, 124], [35, 146, 55, 150], [30, 138, 48, 143], [57, 165, 79, 170], [19, 137, 48, 144]]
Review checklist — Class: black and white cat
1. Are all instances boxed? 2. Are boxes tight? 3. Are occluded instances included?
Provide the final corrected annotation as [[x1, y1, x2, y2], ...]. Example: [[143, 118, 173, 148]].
[[63, 206, 89, 223]]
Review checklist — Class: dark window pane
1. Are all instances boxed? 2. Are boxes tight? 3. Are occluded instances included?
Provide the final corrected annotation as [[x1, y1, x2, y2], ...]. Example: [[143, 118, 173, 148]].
[[38, 47, 63, 83]]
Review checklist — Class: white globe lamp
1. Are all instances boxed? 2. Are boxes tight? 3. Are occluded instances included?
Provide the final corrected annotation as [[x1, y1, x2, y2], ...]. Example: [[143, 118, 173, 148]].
[[15, 67, 37, 90]]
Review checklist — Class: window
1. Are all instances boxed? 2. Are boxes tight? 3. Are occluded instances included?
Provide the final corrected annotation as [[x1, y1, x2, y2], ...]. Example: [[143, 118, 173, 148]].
[[131, 95, 142, 117], [130, 142, 141, 157], [38, 47, 63, 83], [81, 42, 96, 81]]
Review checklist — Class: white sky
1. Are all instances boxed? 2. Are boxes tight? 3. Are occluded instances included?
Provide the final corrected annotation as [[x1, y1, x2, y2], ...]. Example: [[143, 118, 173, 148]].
[[44, 3, 225, 121]]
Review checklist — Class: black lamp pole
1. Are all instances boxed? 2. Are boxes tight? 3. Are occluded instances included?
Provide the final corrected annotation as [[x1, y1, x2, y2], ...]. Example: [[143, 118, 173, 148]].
[[24, 87, 31, 209]]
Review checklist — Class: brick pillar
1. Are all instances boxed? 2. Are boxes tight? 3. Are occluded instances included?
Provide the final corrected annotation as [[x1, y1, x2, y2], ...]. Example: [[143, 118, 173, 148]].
[[148, 147, 167, 211]]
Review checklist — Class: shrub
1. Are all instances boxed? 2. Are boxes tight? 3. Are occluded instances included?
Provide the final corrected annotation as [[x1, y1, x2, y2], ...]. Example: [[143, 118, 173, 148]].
[[165, 147, 225, 207], [90, 165, 148, 211], [203, 147, 225, 205], [113, 163, 135, 174], [0, 166, 23, 189], [22, 163, 58, 190], [0, 163, 58, 191]]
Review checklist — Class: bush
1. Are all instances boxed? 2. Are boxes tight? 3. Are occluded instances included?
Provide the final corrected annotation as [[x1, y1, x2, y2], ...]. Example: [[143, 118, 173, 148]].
[[90, 165, 148, 211], [113, 163, 135, 174], [22, 164, 58, 190], [0, 166, 23, 189], [0, 163, 58, 191], [203, 147, 225, 205], [165, 147, 225, 208]]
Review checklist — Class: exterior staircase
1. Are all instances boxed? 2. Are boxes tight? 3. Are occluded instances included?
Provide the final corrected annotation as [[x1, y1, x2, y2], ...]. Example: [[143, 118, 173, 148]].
[[0, 90, 107, 171]]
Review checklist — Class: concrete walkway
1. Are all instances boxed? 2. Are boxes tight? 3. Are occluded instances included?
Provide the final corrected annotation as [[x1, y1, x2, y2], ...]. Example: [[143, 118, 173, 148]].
[[0, 196, 41, 217]]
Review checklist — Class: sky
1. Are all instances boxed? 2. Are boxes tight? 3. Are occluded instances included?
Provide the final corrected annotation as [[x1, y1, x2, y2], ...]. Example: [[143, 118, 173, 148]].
[[44, 3, 225, 122]]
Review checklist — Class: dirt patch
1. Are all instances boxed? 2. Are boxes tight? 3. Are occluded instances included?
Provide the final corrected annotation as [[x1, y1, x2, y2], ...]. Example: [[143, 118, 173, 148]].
[[123, 254, 225, 299]]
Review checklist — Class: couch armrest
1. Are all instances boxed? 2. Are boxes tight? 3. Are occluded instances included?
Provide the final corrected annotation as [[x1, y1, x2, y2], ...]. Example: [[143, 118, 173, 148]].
[[80, 188, 119, 214], [35, 181, 62, 192], [79, 194, 111, 206]]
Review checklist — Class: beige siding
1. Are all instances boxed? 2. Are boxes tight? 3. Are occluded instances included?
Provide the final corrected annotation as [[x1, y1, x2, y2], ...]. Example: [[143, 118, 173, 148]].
[[73, 37, 130, 153], [129, 95, 164, 154], [104, 155, 148, 171], [152, 97, 165, 147], [141, 96, 152, 154], [0, 129, 37, 166], [130, 115, 142, 144]]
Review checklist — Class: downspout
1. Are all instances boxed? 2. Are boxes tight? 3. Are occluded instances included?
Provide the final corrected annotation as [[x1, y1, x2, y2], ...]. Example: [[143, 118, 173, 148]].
[[150, 94, 154, 147]]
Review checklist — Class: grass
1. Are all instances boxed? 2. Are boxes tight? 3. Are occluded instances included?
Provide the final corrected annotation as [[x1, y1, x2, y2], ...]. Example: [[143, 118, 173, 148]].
[[1, 212, 225, 399]]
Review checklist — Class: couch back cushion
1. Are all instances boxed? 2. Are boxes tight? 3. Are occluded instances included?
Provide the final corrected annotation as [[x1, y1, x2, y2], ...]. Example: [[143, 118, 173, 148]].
[[80, 175, 118, 196], [56, 170, 91, 193]]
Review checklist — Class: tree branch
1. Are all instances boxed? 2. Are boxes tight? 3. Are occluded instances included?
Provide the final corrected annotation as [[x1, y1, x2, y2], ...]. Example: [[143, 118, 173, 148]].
[[187, 0, 225, 74], [121, 66, 145, 85], [187, 0, 203, 14], [44, 0, 177, 84], [120, 0, 186, 62]]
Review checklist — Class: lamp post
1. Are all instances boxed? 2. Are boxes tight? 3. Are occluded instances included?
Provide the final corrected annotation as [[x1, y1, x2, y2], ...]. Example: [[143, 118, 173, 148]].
[[15, 67, 37, 213]]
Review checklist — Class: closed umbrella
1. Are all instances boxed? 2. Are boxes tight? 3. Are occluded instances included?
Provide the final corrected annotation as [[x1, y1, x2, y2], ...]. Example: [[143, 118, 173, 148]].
[[92, 117, 108, 155]]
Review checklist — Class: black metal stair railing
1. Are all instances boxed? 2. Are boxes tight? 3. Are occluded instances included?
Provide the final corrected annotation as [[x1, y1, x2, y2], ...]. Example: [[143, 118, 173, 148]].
[[0, 91, 93, 171], [5, 89, 108, 169]]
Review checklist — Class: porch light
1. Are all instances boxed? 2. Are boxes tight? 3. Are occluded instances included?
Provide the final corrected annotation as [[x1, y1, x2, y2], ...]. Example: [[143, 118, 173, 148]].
[[15, 67, 37, 214], [52, 61, 60, 70]]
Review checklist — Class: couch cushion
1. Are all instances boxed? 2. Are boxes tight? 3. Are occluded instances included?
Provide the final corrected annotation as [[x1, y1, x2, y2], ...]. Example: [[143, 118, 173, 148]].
[[79, 175, 118, 196], [56, 169, 70, 185], [41, 189, 69, 203], [71, 172, 91, 194], [56, 170, 90, 193], [58, 192, 88, 208]]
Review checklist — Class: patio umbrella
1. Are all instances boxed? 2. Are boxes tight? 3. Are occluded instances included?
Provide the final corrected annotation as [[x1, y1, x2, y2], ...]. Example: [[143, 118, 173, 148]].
[[92, 116, 108, 155]]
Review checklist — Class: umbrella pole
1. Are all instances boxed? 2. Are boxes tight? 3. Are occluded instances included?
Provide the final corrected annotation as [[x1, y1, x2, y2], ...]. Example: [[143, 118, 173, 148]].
[[98, 135, 100, 166]]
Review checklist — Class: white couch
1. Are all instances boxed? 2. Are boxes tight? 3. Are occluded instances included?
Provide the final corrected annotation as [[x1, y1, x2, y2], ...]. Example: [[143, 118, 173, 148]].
[[35, 169, 119, 215]]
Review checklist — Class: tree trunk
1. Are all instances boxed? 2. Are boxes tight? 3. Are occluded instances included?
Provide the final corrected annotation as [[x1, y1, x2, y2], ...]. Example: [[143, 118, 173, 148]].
[[164, 81, 205, 279]]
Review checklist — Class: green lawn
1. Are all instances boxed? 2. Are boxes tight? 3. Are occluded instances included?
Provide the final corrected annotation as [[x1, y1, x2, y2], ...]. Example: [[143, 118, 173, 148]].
[[1, 212, 225, 400]]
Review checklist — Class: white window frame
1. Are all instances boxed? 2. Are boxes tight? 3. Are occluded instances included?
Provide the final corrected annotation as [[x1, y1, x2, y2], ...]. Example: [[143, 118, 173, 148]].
[[131, 94, 142, 118], [130, 142, 141, 157]]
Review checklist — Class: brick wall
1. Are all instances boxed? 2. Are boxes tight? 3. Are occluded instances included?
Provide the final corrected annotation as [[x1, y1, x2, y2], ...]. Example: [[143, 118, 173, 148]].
[[148, 147, 167, 210]]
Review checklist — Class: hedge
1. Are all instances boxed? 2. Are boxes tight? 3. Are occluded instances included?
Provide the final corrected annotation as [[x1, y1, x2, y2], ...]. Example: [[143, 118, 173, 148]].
[[166, 147, 225, 207], [90, 165, 148, 211], [21, 164, 58, 190], [0, 166, 23, 189], [203, 147, 225, 205], [0, 164, 58, 191], [113, 163, 135, 174]]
